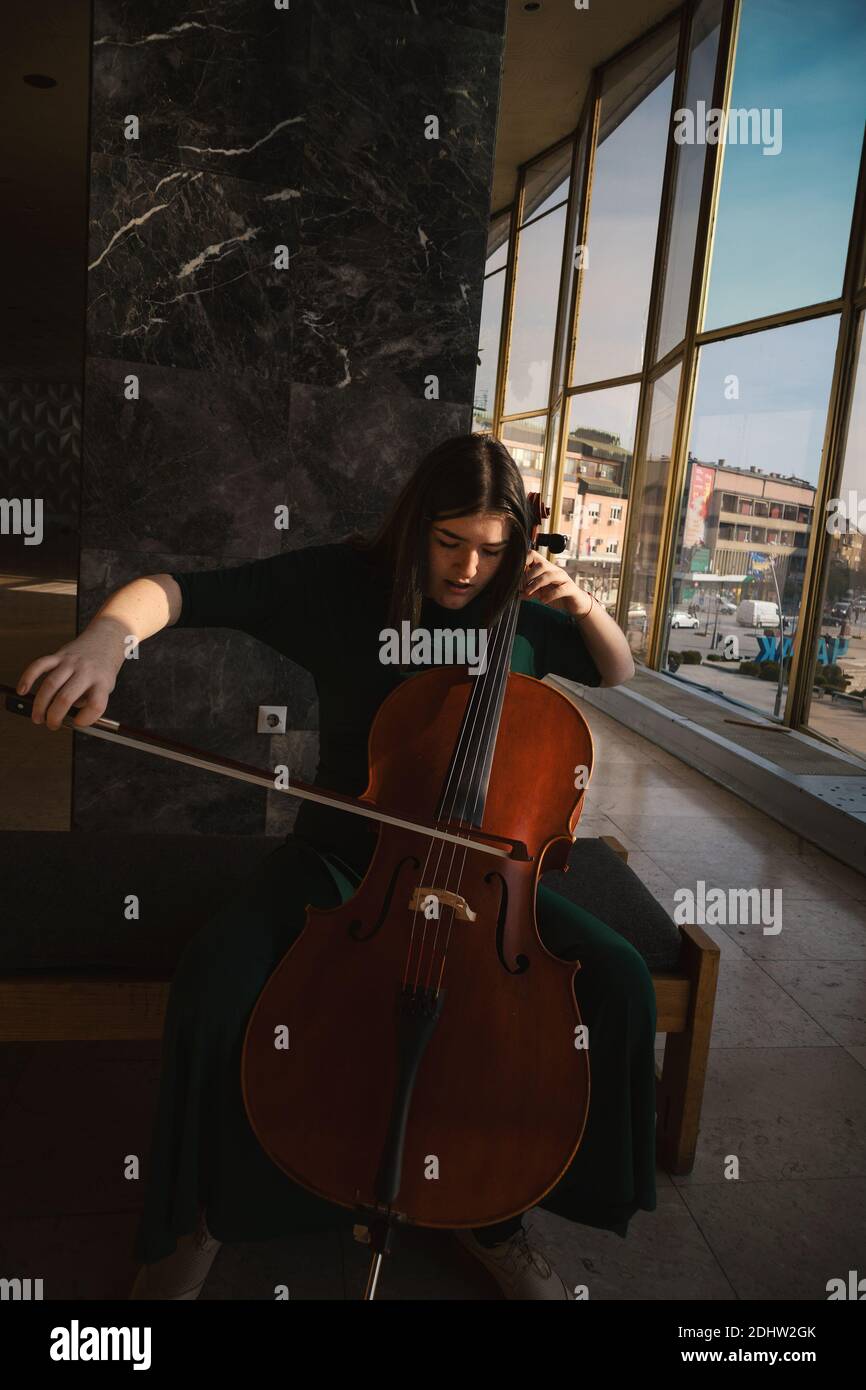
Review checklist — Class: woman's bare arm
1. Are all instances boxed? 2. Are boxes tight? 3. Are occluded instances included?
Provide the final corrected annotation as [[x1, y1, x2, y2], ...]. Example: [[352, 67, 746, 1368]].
[[16, 573, 183, 730]]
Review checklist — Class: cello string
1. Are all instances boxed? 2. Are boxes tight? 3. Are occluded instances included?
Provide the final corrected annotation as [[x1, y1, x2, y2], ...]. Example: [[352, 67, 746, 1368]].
[[431, 590, 522, 994], [422, 581, 522, 995], [403, 501, 532, 992], [404, 595, 514, 992], [406, 601, 514, 992], [422, 529, 525, 988], [401, 604, 508, 987]]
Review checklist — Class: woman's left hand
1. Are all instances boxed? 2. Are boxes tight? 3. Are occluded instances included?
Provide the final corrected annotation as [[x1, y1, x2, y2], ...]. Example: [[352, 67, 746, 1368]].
[[521, 549, 590, 616]]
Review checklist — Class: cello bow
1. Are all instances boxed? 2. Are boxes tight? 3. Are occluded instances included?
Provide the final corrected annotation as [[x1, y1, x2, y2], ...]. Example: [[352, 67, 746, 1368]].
[[0, 682, 530, 863]]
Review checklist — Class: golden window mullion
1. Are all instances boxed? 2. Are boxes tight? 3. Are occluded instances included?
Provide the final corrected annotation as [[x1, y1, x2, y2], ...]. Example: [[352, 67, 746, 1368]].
[[550, 79, 602, 533], [645, 0, 742, 667], [614, 0, 693, 631]]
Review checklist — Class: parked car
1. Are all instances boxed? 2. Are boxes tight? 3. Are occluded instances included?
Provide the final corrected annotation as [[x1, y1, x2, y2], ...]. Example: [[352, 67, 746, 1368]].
[[670, 611, 700, 629], [736, 599, 780, 627], [717, 599, 737, 614]]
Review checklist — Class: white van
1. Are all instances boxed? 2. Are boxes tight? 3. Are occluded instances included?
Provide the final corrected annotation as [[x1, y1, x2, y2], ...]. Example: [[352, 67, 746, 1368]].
[[736, 599, 779, 627]]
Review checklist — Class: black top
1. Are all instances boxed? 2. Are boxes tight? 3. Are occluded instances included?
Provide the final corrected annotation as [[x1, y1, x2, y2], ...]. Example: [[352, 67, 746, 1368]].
[[170, 542, 602, 871]]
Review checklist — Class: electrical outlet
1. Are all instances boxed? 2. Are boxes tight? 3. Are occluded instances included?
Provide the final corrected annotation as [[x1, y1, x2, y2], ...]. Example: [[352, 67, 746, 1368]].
[[257, 705, 287, 734]]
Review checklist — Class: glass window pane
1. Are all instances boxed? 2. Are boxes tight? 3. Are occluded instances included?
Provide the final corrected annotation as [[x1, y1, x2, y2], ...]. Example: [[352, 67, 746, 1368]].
[[558, 384, 640, 620], [503, 205, 567, 416], [570, 21, 679, 387], [522, 142, 572, 224], [499, 416, 548, 500], [486, 238, 508, 276], [655, 0, 724, 362], [704, 0, 866, 330], [540, 401, 561, 519], [625, 365, 681, 659], [486, 208, 510, 272], [552, 124, 588, 402], [658, 317, 839, 714], [473, 266, 506, 431], [806, 313, 866, 757]]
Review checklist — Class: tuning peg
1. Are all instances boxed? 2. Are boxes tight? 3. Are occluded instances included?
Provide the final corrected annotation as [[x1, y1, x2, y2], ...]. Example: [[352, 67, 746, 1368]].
[[535, 532, 568, 554]]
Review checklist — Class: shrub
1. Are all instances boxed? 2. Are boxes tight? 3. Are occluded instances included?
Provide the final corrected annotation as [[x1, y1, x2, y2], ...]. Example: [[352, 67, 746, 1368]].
[[706, 652, 723, 661], [739, 660, 759, 676], [681, 649, 702, 664], [758, 661, 780, 680]]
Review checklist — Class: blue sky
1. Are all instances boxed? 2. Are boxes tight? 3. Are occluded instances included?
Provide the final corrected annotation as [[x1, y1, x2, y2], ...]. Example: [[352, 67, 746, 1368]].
[[705, 0, 865, 330]]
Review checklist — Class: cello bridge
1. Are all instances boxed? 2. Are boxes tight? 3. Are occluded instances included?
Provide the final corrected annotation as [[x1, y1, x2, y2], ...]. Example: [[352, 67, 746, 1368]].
[[408, 887, 477, 922]]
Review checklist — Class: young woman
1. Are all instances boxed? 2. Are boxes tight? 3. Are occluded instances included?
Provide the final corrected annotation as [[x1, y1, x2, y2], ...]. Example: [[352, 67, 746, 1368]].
[[17, 433, 656, 1301]]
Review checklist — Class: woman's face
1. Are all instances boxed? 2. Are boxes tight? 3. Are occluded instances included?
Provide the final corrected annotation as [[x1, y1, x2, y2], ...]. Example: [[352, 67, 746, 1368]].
[[424, 511, 510, 609]]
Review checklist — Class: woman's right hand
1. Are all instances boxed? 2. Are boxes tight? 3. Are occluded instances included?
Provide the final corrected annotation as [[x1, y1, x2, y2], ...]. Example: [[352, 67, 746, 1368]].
[[16, 621, 127, 731]]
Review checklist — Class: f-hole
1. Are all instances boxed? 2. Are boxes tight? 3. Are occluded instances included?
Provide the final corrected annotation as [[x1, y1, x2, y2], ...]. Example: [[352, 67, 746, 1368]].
[[349, 856, 421, 941], [484, 871, 529, 975]]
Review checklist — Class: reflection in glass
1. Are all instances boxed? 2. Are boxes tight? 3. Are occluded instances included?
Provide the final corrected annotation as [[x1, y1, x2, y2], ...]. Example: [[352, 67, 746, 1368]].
[[473, 251, 507, 429], [551, 125, 588, 405], [660, 317, 839, 715], [522, 143, 572, 224], [499, 416, 548, 507], [807, 314, 866, 758], [557, 385, 640, 618], [503, 205, 567, 416], [626, 366, 681, 660], [704, 0, 866, 330], [570, 21, 678, 387], [654, 0, 723, 362], [486, 207, 510, 272]]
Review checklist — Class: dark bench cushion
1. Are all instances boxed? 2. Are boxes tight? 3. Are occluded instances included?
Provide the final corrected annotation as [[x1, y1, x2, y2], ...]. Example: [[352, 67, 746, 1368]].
[[0, 830, 682, 976], [542, 837, 682, 972]]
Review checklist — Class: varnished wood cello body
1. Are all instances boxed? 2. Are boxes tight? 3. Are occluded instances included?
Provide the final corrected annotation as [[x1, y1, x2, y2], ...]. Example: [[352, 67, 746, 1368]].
[[241, 511, 595, 1237]]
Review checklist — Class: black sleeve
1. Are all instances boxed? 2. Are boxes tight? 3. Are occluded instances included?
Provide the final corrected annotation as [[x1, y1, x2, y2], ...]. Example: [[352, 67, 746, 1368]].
[[169, 545, 331, 669], [517, 598, 604, 686]]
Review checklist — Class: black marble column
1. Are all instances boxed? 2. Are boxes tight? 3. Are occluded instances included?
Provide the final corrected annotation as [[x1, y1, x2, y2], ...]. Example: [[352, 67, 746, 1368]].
[[75, 0, 507, 834]]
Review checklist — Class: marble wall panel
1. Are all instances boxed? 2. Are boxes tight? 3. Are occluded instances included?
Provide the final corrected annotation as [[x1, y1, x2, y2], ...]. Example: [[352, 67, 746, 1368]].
[[75, 0, 507, 834], [296, 2, 504, 396], [368, 0, 507, 34], [286, 384, 472, 548], [90, 0, 311, 181], [72, 724, 270, 836], [80, 361, 292, 557], [86, 157, 297, 377]]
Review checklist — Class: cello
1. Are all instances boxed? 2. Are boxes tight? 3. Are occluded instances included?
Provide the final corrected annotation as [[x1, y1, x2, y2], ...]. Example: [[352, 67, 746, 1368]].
[[1, 496, 595, 1299], [241, 494, 594, 1295]]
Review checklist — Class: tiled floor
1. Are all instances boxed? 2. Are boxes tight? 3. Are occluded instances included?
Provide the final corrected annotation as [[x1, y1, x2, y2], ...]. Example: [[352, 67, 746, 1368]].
[[1, 705, 864, 1300]]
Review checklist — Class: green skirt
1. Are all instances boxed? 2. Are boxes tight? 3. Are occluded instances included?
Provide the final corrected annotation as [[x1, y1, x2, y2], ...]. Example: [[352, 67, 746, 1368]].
[[133, 836, 657, 1263]]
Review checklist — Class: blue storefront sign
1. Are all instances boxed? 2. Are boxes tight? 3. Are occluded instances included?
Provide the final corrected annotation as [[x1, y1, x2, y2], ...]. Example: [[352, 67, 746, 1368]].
[[756, 636, 849, 665]]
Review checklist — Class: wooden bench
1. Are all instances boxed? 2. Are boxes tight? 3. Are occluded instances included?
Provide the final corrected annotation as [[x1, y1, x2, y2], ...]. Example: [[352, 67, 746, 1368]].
[[0, 830, 718, 1176]]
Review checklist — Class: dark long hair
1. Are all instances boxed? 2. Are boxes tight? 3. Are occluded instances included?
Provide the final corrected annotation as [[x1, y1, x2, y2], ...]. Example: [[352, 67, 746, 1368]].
[[351, 433, 530, 628]]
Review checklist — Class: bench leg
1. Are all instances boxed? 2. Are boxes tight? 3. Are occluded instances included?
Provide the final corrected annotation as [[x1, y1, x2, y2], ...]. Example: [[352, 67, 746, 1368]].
[[655, 922, 720, 1176]]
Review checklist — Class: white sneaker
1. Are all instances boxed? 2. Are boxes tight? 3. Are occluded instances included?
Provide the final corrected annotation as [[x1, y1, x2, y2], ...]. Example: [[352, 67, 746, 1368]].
[[129, 1212, 222, 1300], [454, 1225, 572, 1300]]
